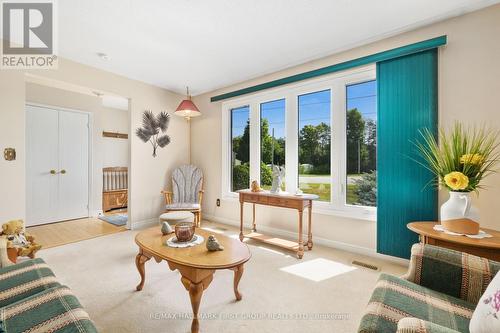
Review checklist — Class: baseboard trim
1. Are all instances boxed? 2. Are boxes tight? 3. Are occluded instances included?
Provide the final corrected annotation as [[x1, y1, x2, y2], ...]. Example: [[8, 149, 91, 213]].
[[203, 213, 409, 266], [131, 218, 157, 230]]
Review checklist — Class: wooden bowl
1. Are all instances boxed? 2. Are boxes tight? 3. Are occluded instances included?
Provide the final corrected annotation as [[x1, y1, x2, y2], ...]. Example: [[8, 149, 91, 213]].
[[441, 218, 480, 235], [175, 222, 195, 242]]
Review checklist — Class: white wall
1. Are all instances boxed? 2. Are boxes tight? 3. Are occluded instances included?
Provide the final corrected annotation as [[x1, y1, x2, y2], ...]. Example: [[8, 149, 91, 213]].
[[191, 4, 500, 255], [0, 72, 25, 222], [0, 57, 189, 228], [25, 83, 130, 216], [100, 107, 129, 168]]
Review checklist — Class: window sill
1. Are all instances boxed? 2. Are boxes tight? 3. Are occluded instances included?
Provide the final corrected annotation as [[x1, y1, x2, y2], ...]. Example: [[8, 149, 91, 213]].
[[221, 193, 376, 222]]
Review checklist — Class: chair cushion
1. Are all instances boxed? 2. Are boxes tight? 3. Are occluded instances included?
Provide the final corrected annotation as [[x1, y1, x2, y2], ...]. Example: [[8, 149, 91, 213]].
[[165, 203, 200, 210], [358, 274, 475, 333], [0, 285, 98, 333], [0, 258, 60, 308], [160, 211, 195, 223]]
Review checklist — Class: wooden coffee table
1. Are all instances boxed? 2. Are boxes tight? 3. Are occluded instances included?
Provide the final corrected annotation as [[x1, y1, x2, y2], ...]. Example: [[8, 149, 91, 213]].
[[135, 227, 251, 333]]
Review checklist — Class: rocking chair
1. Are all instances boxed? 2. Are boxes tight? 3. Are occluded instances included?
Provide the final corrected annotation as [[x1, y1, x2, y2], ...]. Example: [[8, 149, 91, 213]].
[[161, 165, 204, 227]]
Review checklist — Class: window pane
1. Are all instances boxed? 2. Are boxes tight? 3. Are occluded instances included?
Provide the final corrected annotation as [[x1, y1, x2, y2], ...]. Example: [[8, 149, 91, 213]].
[[231, 106, 250, 192], [346, 80, 377, 207], [260, 99, 286, 190], [298, 90, 331, 201]]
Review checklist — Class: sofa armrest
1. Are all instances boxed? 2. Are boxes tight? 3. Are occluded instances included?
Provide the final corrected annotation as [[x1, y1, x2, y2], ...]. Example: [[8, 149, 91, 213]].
[[403, 243, 500, 304], [397, 318, 460, 333]]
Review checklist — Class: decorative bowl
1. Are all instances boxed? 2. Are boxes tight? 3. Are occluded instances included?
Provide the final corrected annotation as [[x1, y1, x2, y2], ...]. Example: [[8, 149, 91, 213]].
[[175, 222, 195, 242]]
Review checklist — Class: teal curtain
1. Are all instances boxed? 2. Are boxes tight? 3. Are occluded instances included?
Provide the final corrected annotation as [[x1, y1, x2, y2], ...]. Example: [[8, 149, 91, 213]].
[[376, 49, 438, 259]]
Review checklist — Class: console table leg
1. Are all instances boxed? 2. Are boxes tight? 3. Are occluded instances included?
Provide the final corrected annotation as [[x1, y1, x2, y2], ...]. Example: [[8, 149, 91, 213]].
[[239, 201, 244, 241], [307, 202, 313, 250], [252, 203, 256, 232], [298, 210, 304, 259]]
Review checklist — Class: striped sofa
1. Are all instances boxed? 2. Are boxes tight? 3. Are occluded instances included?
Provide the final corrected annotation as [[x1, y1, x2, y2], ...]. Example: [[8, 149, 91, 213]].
[[0, 258, 97, 332], [358, 243, 500, 333]]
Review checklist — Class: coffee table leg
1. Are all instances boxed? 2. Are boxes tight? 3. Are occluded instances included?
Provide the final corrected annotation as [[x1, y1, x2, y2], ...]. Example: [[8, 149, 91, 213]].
[[189, 281, 203, 333], [232, 264, 244, 301], [135, 249, 151, 291], [180, 273, 213, 333]]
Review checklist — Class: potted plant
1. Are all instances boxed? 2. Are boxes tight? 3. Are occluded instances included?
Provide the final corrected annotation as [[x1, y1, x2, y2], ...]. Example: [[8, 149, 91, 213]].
[[415, 123, 500, 234]]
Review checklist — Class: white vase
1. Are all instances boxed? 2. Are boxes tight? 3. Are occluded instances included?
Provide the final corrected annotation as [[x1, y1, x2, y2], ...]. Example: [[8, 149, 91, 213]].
[[440, 191, 479, 223]]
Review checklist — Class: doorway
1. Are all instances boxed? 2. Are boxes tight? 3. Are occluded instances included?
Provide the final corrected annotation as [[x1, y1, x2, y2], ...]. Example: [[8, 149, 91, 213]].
[[24, 77, 131, 248], [26, 104, 90, 226]]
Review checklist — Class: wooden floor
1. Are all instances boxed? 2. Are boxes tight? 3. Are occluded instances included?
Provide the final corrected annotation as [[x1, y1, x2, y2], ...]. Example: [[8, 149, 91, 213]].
[[27, 217, 127, 249]]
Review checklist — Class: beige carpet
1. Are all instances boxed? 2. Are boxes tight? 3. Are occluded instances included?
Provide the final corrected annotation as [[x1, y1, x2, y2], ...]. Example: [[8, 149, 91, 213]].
[[37, 221, 406, 333]]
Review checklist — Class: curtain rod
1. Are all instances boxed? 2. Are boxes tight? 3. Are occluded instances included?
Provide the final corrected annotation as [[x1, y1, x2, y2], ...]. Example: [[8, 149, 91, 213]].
[[210, 35, 447, 102]]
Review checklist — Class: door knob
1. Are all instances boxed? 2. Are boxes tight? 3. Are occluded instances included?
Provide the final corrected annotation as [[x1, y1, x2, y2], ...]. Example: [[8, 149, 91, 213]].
[[50, 170, 56, 175], [60, 169, 66, 174]]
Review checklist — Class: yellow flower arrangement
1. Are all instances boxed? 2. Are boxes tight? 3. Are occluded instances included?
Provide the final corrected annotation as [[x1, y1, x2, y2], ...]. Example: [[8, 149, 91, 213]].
[[415, 123, 500, 192], [443, 172, 469, 191], [460, 154, 484, 165]]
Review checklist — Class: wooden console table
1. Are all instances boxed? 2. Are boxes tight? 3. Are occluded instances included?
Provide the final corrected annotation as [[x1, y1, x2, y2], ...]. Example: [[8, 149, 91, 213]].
[[408, 222, 500, 261], [237, 190, 318, 259]]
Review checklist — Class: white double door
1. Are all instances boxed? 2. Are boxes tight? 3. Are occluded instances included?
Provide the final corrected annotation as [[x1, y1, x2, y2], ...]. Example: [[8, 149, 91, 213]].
[[26, 105, 90, 226]]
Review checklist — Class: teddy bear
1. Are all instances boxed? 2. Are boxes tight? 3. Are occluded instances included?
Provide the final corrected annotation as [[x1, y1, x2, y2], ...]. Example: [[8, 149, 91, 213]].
[[251, 180, 263, 192], [1, 220, 41, 259]]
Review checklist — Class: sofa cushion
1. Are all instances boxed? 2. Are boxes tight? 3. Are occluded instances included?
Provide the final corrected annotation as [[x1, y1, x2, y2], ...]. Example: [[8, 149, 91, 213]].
[[0, 258, 60, 308], [358, 274, 475, 333], [0, 285, 98, 333], [469, 271, 500, 333]]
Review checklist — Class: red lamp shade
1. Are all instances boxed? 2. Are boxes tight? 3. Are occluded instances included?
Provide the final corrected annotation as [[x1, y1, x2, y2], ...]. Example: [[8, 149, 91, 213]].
[[175, 99, 200, 118], [174, 87, 201, 119]]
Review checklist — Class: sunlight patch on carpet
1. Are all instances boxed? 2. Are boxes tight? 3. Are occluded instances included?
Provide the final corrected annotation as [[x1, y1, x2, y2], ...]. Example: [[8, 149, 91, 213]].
[[280, 258, 357, 282]]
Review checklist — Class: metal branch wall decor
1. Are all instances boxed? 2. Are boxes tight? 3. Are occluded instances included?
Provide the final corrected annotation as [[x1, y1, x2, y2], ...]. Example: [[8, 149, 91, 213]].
[[136, 110, 171, 157]]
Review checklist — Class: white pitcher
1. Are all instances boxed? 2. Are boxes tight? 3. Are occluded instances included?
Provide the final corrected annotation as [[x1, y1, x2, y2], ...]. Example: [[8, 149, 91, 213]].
[[440, 191, 480, 223]]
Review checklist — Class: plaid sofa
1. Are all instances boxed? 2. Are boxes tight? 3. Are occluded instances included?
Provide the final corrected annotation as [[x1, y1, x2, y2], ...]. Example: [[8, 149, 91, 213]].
[[0, 258, 97, 333], [358, 243, 500, 333]]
